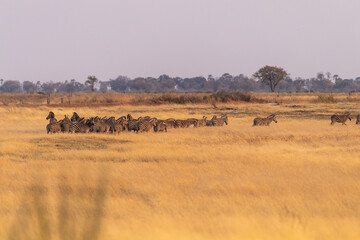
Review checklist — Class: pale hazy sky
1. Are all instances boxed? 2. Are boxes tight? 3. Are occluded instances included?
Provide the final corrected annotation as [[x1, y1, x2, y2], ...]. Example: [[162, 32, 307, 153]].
[[1, 0, 360, 82]]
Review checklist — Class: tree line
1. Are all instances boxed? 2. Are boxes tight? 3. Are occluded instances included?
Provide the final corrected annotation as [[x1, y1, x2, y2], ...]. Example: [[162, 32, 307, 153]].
[[1, 67, 360, 94]]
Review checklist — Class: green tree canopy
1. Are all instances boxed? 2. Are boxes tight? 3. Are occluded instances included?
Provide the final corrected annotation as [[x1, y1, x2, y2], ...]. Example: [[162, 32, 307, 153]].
[[253, 66, 288, 92]]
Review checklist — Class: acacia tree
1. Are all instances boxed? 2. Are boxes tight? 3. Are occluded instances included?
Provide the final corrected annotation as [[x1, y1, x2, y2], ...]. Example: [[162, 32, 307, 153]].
[[253, 66, 288, 92], [85, 75, 98, 92]]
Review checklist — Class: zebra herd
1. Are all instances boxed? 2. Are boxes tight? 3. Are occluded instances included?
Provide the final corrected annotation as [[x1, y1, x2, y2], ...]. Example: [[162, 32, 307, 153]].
[[45, 111, 360, 134], [45, 111, 229, 134]]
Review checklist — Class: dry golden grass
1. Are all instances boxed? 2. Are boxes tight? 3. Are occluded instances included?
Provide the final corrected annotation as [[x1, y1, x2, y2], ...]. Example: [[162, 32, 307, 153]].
[[1, 100, 360, 239]]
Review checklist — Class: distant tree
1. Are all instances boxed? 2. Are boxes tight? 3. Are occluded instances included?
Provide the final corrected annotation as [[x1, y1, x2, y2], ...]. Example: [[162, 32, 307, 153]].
[[157, 75, 175, 92], [277, 77, 295, 92], [0, 80, 22, 93], [23, 81, 38, 93], [36, 81, 41, 91], [145, 77, 158, 93], [99, 81, 109, 92], [326, 72, 332, 81], [110, 76, 130, 92], [72, 80, 85, 92], [316, 72, 325, 81], [204, 76, 220, 92], [231, 74, 258, 92], [311, 78, 334, 92], [85, 75, 98, 92], [207, 75, 215, 81], [68, 79, 76, 96], [0, 79, 3, 86], [334, 79, 359, 92], [253, 66, 288, 92], [293, 78, 306, 92], [177, 77, 206, 92], [41, 82, 56, 93], [129, 77, 147, 93]]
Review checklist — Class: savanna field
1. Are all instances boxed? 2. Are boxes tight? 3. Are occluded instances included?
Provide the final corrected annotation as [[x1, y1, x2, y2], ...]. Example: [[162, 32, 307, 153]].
[[1, 93, 360, 240]]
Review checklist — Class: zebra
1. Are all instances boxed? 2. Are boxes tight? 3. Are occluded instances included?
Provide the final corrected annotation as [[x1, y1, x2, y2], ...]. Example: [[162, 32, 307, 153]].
[[69, 117, 91, 133], [139, 118, 157, 132], [164, 118, 176, 128], [88, 117, 113, 133], [212, 115, 228, 126], [186, 118, 199, 127], [46, 111, 61, 134], [154, 120, 167, 132], [118, 116, 127, 121], [138, 116, 151, 121], [205, 115, 218, 127], [59, 115, 71, 132], [253, 114, 277, 126], [175, 119, 191, 128], [331, 112, 351, 125], [127, 114, 134, 121], [69, 121, 91, 133], [110, 117, 128, 134], [206, 119, 214, 126], [356, 114, 360, 124], [195, 116, 207, 127], [71, 112, 81, 122], [103, 116, 115, 132], [127, 119, 140, 132]]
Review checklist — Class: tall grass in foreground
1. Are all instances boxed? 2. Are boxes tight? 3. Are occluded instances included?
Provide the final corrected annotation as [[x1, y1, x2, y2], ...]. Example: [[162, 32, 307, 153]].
[[6, 172, 107, 240]]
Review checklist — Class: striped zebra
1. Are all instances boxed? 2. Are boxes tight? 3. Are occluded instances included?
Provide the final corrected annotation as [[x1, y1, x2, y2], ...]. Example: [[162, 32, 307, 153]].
[[103, 116, 115, 133], [71, 112, 81, 122], [164, 118, 176, 128], [127, 119, 140, 132], [212, 115, 228, 126], [253, 114, 277, 126], [138, 116, 151, 121], [139, 118, 157, 132], [110, 117, 128, 134], [127, 114, 152, 122], [205, 115, 218, 127], [175, 119, 191, 128], [195, 116, 207, 127], [186, 118, 199, 127], [88, 117, 113, 133], [127, 114, 134, 121], [46, 111, 61, 134], [331, 112, 351, 125], [118, 116, 127, 121], [69, 118, 91, 133], [356, 114, 360, 125], [154, 120, 167, 132], [59, 115, 71, 132], [206, 119, 214, 126]]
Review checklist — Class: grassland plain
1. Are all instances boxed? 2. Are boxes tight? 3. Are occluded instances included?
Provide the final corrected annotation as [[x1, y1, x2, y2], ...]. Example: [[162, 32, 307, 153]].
[[1, 101, 360, 240]]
